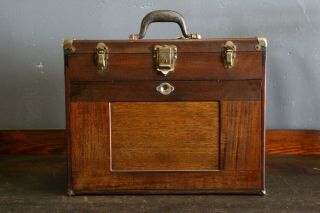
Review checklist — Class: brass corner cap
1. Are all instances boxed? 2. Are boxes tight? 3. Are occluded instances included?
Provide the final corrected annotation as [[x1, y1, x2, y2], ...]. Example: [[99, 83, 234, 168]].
[[63, 39, 76, 53], [257, 37, 267, 48], [67, 188, 75, 196], [260, 189, 267, 196]]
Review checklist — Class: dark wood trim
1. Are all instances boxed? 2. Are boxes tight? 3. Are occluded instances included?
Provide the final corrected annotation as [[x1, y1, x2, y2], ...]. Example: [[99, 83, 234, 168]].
[[266, 130, 320, 155], [0, 129, 319, 155], [0, 130, 66, 155], [70, 80, 261, 102]]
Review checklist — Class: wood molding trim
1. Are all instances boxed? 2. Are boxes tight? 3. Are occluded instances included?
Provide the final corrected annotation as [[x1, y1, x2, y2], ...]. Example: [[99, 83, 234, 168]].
[[266, 130, 320, 155], [0, 130, 66, 155], [0, 129, 319, 155]]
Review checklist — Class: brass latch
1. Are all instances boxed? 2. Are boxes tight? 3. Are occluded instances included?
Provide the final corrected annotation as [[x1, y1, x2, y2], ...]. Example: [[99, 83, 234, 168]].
[[222, 41, 236, 69], [153, 45, 177, 76], [95, 43, 108, 71]]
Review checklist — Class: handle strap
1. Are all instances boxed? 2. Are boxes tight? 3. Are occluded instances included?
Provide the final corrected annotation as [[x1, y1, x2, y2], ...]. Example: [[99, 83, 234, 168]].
[[129, 10, 201, 40]]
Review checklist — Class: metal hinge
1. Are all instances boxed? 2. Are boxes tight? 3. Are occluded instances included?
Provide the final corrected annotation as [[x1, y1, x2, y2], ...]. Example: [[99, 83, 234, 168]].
[[153, 45, 177, 76], [95, 43, 108, 71], [222, 41, 236, 69]]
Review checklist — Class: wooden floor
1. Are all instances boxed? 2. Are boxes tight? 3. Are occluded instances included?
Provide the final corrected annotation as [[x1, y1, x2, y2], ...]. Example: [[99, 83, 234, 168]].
[[0, 155, 319, 212]]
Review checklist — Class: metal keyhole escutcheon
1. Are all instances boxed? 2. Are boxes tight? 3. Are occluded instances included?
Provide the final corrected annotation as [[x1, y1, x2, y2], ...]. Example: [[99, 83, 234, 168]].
[[156, 82, 175, 95]]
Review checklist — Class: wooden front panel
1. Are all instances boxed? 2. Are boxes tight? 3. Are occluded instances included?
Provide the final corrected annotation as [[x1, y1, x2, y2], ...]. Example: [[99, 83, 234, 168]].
[[110, 102, 219, 171], [68, 80, 264, 193]]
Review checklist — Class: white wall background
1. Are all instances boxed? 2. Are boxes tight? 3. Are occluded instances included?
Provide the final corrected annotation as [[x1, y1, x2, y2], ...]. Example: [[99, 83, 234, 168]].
[[0, 0, 319, 129]]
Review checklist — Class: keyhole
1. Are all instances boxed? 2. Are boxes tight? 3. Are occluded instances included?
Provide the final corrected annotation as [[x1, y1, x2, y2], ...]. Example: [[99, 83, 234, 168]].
[[162, 84, 169, 91]]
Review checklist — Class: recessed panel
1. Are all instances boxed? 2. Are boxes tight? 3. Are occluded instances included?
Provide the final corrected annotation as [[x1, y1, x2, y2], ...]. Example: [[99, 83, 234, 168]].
[[110, 102, 219, 171]]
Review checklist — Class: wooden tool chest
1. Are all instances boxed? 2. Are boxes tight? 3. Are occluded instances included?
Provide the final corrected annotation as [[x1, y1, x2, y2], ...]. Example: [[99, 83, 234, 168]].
[[64, 10, 266, 195]]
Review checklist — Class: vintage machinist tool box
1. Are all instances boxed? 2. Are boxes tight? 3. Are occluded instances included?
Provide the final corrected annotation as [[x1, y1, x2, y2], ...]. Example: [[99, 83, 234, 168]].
[[64, 10, 267, 195]]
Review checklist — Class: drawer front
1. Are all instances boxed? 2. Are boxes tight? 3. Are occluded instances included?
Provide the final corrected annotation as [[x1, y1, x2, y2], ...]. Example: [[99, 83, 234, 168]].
[[68, 80, 264, 193], [70, 80, 261, 102]]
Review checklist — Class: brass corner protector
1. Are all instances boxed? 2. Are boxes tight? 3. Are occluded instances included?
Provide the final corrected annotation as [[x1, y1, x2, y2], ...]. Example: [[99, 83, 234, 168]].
[[67, 188, 75, 196], [63, 39, 76, 54], [256, 37, 267, 50], [259, 189, 267, 196]]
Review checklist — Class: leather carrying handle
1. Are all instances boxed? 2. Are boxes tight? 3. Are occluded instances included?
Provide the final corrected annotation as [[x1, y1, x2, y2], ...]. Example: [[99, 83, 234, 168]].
[[129, 10, 201, 40]]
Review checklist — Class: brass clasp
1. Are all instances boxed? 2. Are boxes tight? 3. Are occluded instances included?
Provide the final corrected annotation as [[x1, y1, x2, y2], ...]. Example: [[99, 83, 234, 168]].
[[222, 41, 236, 69], [153, 45, 177, 76], [95, 43, 108, 71]]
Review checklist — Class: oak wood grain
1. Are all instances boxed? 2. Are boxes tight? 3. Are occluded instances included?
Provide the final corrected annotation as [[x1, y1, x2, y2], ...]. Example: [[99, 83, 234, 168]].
[[110, 102, 219, 171], [0, 130, 66, 154], [220, 101, 261, 171], [73, 170, 261, 192], [70, 102, 109, 184], [267, 130, 320, 155]]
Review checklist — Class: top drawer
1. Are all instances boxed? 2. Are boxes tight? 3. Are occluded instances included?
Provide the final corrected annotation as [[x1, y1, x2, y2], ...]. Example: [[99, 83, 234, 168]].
[[64, 38, 266, 82]]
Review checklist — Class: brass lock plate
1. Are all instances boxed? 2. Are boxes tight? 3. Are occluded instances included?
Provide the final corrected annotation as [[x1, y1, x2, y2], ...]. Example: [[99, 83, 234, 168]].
[[153, 45, 177, 76], [222, 41, 236, 69]]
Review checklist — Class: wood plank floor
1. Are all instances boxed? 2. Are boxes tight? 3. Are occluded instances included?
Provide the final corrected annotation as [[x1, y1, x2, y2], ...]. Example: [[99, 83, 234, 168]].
[[0, 155, 319, 212]]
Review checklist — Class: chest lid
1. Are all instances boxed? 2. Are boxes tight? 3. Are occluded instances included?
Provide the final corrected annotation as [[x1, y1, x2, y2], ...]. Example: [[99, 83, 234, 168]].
[[64, 10, 266, 81]]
